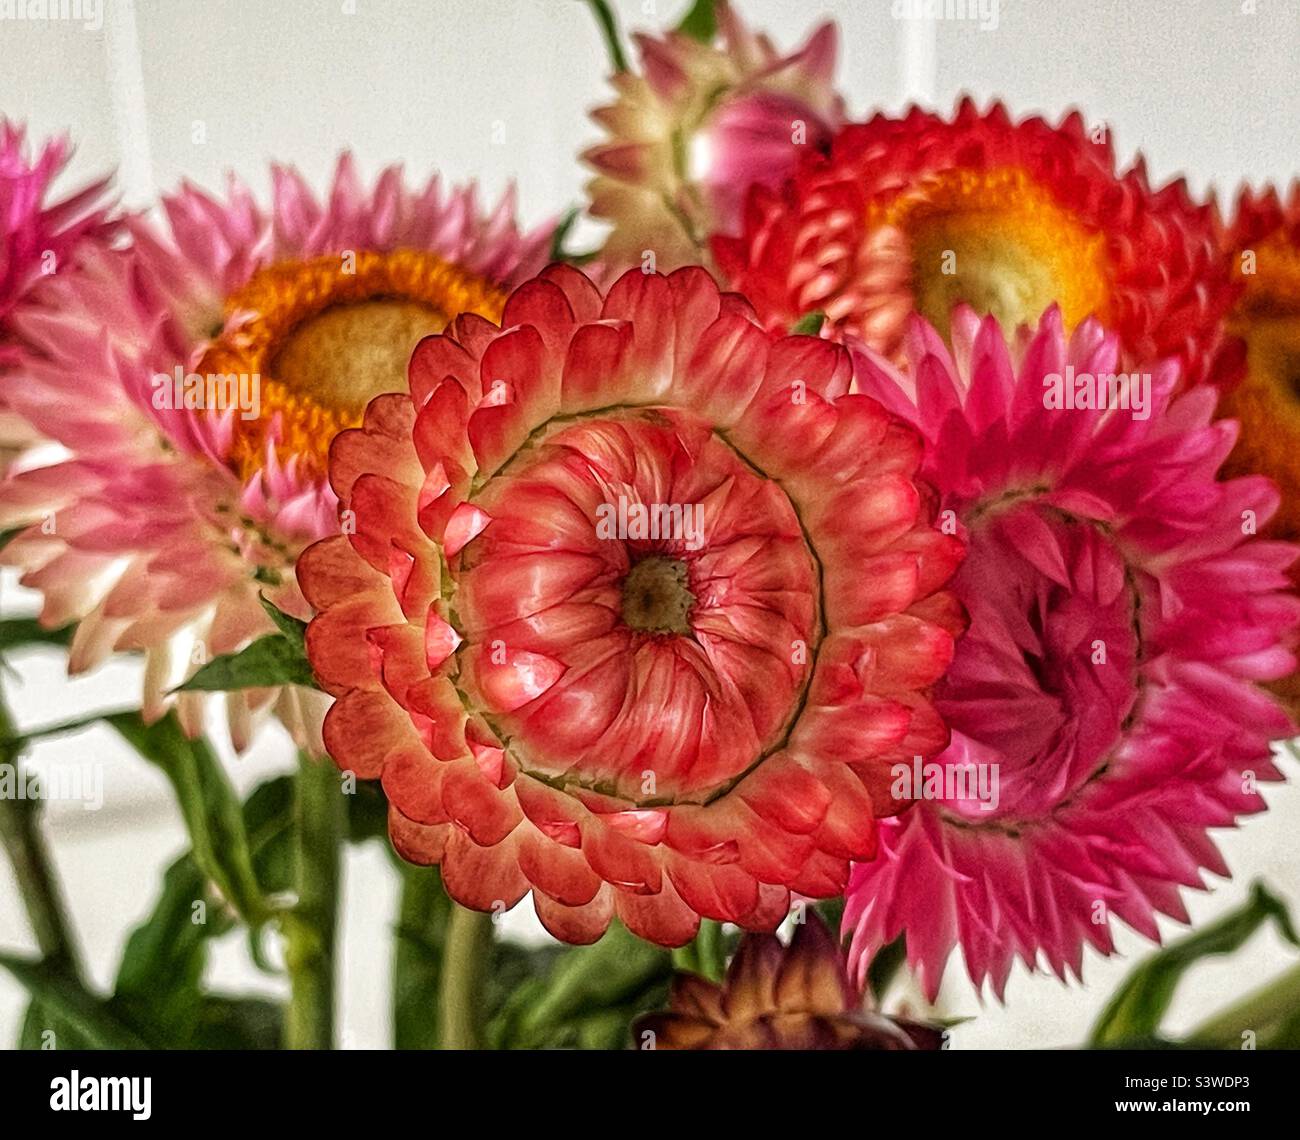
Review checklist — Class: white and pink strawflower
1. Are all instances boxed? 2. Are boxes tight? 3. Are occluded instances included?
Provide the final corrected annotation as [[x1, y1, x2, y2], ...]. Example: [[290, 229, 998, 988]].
[[0, 154, 551, 749], [583, 0, 843, 274]]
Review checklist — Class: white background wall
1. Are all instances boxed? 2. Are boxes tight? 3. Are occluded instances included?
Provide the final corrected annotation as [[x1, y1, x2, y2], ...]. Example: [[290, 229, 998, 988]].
[[1, 0, 1298, 1049]]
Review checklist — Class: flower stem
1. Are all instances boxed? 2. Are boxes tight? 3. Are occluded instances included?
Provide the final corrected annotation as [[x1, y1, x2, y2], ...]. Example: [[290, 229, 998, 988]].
[[582, 0, 628, 73], [0, 685, 81, 979], [438, 903, 493, 1049], [283, 750, 343, 1050], [393, 864, 449, 1049]]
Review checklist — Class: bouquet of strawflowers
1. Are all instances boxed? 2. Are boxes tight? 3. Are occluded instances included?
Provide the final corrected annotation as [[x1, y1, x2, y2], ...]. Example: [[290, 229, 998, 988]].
[[1, 0, 1298, 1052]]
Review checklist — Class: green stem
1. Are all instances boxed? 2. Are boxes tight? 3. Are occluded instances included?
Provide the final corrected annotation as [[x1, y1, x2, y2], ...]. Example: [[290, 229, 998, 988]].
[[438, 903, 493, 1049], [283, 751, 342, 1049], [0, 685, 81, 979], [1187, 962, 1300, 1048], [393, 865, 450, 1050], [582, 0, 628, 73]]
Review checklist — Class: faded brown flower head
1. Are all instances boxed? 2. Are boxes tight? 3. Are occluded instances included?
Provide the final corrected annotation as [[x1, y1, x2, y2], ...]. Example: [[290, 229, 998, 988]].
[[634, 912, 943, 1050]]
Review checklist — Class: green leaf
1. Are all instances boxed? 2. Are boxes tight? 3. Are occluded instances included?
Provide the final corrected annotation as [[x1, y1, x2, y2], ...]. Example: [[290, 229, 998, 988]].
[[243, 775, 296, 896], [791, 311, 827, 336], [176, 632, 315, 693], [0, 955, 153, 1049], [1088, 881, 1300, 1048], [677, 0, 717, 42], [259, 593, 308, 646], [866, 933, 908, 1002], [113, 854, 225, 1040], [191, 996, 283, 1049], [102, 775, 294, 1048], [490, 921, 672, 1049], [549, 206, 580, 262], [105, 711, 273, 927], [0, 618, 73, 655]]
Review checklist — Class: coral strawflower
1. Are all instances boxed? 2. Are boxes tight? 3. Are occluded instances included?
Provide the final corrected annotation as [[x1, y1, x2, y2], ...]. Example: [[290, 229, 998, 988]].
[[0, 155, 550, 747], [298, 264, 963, 945], [584, 0, 842, 274], [714, 99, 1241, 390], [842, 305, 1299, 1000]]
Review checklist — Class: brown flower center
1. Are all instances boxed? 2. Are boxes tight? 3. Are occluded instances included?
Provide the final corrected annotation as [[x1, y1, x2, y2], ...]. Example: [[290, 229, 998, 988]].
[[621, 555, 695, 634], [197, 250, 507, 481]]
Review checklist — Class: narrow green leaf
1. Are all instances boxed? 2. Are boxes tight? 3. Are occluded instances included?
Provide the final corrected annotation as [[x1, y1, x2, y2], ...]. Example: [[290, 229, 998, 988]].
[[492, 921, 671, 1048], [17, 999, 95, 1050], [105, 712, 272, 927], [175, 632, 315, 693], [0, 618, 73, 654], [677, 0, 717, 42], [582, 0, 629, 73], [114, 855, 220, 1008], [791, 311, 827, 336], [1088, 881, 1300, 1047], [258, 593, 308, 647], [549, 206, 580, 262], [0, 955, 152, 1050]]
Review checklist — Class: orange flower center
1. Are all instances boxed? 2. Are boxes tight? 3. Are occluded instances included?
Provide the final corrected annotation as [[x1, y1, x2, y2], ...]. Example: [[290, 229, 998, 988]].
[[874, 165, 1110, 336], [1221, 232, 1300, 546], [198, 250, 508, 481]]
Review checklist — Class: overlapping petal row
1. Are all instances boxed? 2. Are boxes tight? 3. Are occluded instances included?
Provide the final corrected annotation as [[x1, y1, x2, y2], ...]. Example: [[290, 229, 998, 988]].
[[843, 305, 1300, 999], [0, 154, 549, 746], [584, 0, 842, 274], [714, 98, 1241, 391], [300, 264, 964, 945]]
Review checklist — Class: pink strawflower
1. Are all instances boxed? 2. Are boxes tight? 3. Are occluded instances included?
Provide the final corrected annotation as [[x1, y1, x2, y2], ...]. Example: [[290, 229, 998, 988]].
[[1, 121, 115, 462], [583, 0, 843, 274], [843, 306, 1300, 1000], [0, 154, 551, 748]]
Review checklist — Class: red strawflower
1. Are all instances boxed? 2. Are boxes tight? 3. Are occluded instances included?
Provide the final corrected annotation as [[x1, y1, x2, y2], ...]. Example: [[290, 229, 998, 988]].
[[713, 98, 1241, 390]]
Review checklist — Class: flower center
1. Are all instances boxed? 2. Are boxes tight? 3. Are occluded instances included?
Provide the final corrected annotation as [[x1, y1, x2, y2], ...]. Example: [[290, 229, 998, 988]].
[[935, 498, 1142, 826], [198, 250, 507, 482], [875, 166, 1110, 336], [621, 555, 695, 634]]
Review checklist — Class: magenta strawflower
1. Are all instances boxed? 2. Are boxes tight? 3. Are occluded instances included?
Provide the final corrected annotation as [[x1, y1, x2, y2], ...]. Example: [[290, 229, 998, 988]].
[[843, 306, 1300, 1000], [0, 120, 115, 464]]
